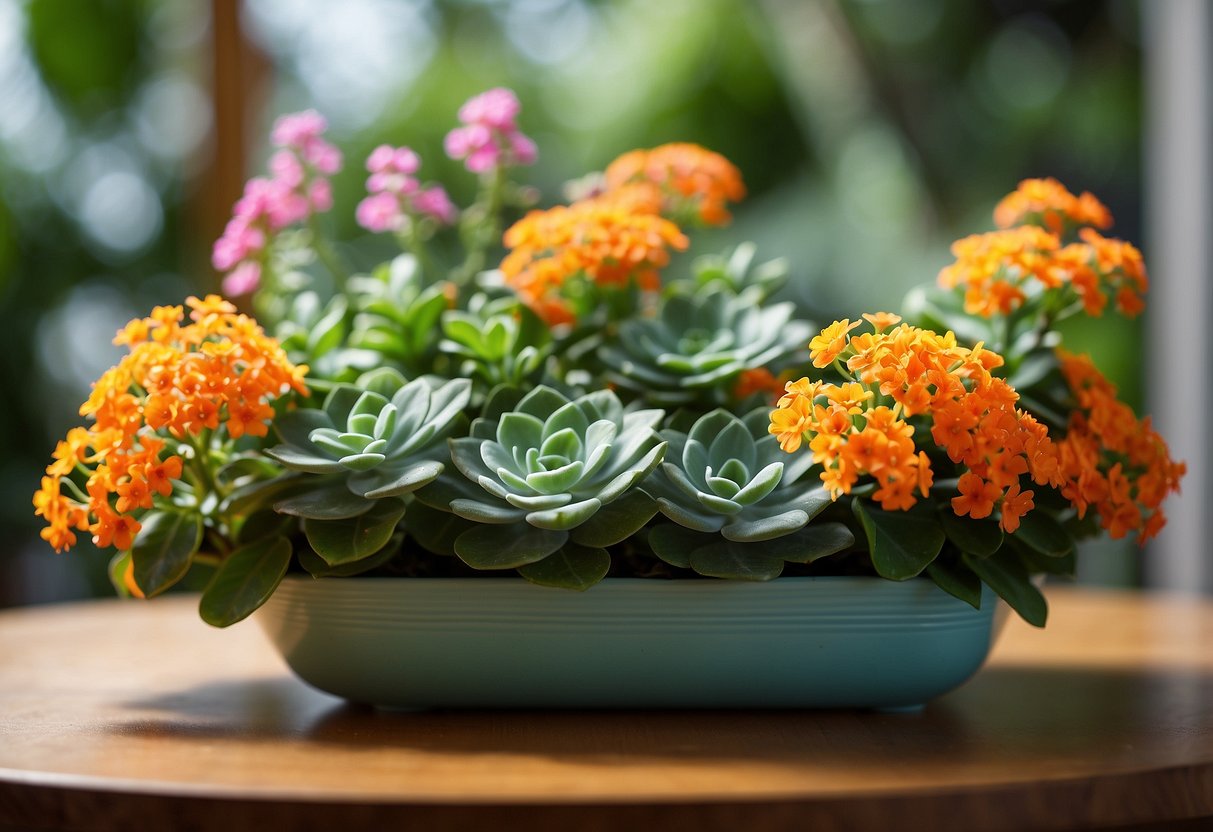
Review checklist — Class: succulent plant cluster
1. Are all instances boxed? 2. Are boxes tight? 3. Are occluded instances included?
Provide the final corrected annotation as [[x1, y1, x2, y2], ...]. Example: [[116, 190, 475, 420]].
[[38, 93, 1181, 632]]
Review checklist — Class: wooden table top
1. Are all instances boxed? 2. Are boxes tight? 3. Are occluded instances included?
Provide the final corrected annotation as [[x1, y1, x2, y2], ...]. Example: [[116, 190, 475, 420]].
[[0, 587, 1211, 832]]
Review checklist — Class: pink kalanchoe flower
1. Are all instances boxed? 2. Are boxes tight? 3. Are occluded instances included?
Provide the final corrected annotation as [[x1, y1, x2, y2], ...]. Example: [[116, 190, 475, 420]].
[[457, 88, 520, 131], [414, 186, 458, 226], [271, 110, 328, 150], [356, 191, 405, 233], [221, 260, 261, 297], [445, 88, 537, 173]]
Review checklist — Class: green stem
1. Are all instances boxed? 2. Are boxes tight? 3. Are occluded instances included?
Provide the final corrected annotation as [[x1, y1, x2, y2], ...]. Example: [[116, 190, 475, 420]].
[[453, 164, 508, 289], [308, 214, 349, 289], [399, 224, 436, 283]]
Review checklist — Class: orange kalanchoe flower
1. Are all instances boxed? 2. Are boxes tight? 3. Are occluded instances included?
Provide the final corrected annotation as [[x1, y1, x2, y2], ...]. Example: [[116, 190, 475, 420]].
[[771, 318, 1062, 529], [604, 143, 745, 226], [1054, 351, 1184, 542], [993, 177, 1113, 233], [34, 296, 307, 554], [941, 181, 1146, 321], [500, 190, 689, 326]]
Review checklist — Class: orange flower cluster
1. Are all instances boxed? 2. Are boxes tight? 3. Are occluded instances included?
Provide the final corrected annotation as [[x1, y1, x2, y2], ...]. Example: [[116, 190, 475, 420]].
[[1055, 351, 1185, 542], [771, 316, 1061, 531], [33, 296, 307, 554], [939, 182, 1146, 319], [500, 188, 689, 326], [604, 143, 745, 226], [732, 367, 783, 401], [993, 177, 1113, 233]]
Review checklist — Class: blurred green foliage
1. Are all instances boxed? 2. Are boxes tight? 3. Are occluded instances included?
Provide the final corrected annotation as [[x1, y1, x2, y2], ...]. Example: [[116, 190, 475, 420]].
[[2, 0, 1144, 604]]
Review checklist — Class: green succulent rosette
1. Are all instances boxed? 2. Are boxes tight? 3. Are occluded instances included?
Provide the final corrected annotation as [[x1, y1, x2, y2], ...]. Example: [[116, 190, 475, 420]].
[[439, 292, 551, 391], [597, 289, 812, 407], [414, 386, 667, 589], [263, 369, 470, 570], [641, 408, 855, 580]]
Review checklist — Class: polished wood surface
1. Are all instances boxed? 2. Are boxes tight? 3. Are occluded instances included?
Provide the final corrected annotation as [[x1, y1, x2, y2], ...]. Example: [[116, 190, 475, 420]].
[[1, 587, 1211, 831]]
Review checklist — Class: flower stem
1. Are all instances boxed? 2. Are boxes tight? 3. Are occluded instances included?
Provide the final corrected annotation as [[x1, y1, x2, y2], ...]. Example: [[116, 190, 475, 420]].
[[453, 164, 508, 289]]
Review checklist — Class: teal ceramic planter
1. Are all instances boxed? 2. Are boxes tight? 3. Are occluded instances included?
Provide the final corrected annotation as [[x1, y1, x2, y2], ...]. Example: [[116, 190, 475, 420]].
[[258, 575, 1003, 710]]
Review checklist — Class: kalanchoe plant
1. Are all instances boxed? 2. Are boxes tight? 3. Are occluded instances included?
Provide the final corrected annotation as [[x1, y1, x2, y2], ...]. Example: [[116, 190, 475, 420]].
[[598, 289, 812, 408], [414, 386, 666, 589], [642, 409, 854, 580], [35, 95, 1184, 633]]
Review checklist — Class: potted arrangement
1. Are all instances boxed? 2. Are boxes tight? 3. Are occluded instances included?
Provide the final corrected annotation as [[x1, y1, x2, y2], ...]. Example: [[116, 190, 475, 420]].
[[34, 90, 1184, 709]]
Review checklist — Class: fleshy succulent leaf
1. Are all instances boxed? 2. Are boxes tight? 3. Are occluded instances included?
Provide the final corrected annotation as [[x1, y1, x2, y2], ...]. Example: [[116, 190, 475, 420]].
[[454, 523, 568, 569], [517, 542, 611, 591]]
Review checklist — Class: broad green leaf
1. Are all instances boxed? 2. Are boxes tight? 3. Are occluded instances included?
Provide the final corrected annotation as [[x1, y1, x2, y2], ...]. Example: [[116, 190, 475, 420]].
[[237, 509, 294, 544], [517, 543, 611, 591], [131, 511, 203, 598], [940, 511, 1004, 558], [690, 541, 783, 580], [767, 522, 855, 563], [646, 522, 718, 568], [306, 295, 348, 357], [1010, 538, 1077, 577], [406, 500, 476, 557], [965, 550, 1048, 628], [304, 499, 406, 565], [296, 536, 398, 577], [1010, 510, 1075, 557], [721, 509, 809, 542], [853, 499, 945, 581], [199, 536, 292, 627], [926, 559, 983, 609], [569, 490, 658, 548], [274, 485, 374, 520], [454, 523, 567, 569]]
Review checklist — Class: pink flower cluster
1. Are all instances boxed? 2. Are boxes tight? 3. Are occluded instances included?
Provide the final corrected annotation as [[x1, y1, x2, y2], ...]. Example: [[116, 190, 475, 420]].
[[444, 88, 537, 174], [356, 145, 457, 234], [214, 110, 343, 296]]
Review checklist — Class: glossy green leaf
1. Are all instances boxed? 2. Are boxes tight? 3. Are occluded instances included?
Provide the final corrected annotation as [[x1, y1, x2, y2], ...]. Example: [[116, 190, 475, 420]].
[[405, 501, 476, 557], [965, 550, 1047, 628], [304, 499, 406, 565], [853, 499, 945, 581], [1010, 510, 1075, 558], [517, 543, 611, 591], [199, 536, 292, 627], [107, 551, 134, 598], [926, 559, 983, 609], [131, 510, 203, 598], [767, 522, 855, 563], [296, 536, 398, 577], [940, 511, 1004, 558]]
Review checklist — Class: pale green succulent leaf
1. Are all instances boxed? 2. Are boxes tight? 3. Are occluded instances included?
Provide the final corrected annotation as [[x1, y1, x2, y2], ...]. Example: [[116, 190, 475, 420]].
[[731, 461, 785, 505], [497, 412, 545, 451], [274, 484, 374, 520], [569, 490, 658, 548], [505, 491, 573, 510], [517, 543, 611, 591], [646, 522, 716, 567], [543, 400, 591, 440], [689, 541, 784, 581], [338, 452, 387, 471], [455, 523, 568, 569], [596, 442, 665, 503], [526, 497, 602, 530], [706, 475, 741, 500], [722, 509, 809, 541], [358, 460, 445, 499], [450, 498, 527, 524], [264, 445, 346, 474], [654, 497, 725, 533], [697, 492, 743, 515], [526, 459, 585, 495], [517, 386, 570, 420]]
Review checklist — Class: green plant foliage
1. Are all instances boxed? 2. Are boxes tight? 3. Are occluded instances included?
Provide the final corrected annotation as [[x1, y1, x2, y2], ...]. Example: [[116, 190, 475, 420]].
[[853, 499, 946, 581], [598, 288, 812, 407], [199, 535, 293, 628], [304, 498, 406, 565], [964, 550, 1048, 628], [416, 385, 667, 588], [130, 510, 203, 597], [267, 370, 470, 506], [440, 292, 551, 390], [346, 254, 450, 377], [642, 408, 852, 579], [680, 242, 789, 304]]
